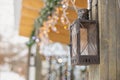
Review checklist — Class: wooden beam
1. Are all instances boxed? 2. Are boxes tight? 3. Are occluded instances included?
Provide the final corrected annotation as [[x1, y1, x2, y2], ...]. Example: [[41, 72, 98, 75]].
[[89, 65, 100, 80], [99, 0, 109, 80], [99, 0, 118, 80], [21, 7, 39, 18], [89, 0, 120, 80], [48, 32, 69, 44], [19, 24, 34, 37], [20, 16, 35, 25], [116, 0, 120, 79], [22, 0, 44, 10], [108, 0, 117, 80]]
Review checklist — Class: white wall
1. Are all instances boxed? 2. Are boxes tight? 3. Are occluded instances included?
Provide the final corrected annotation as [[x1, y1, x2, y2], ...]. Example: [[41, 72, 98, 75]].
[[0, 0, 15, 36], [0, 0, 28, 54], [14, 0, 22, 29]]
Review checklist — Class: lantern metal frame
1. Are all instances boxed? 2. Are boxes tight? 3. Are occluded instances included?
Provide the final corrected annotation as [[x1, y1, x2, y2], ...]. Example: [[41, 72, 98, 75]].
[[70, 0, 99, 65], [70, 19, 100, 65]]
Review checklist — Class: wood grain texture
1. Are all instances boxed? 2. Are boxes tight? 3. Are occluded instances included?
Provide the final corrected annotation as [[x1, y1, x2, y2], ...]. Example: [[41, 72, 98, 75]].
[[108, 0, 117, 80], [89, 0, 100, 80], [99, 0, 109, 80], [19, 24, 34, 37], [97, 0, 120, 80], [35, 46, 43, 80], [89, 65, 99, 80], [22, 0, 44, 10], [116, 0, 120, 80]]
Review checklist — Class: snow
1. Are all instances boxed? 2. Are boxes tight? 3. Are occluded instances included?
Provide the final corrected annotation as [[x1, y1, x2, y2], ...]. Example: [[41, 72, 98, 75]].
[[0, 0, 28, 54], [0, 71, 25, 80], [40, 43, 70, 56]]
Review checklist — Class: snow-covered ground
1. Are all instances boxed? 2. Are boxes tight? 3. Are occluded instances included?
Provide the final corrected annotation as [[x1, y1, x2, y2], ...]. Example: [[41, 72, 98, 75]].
[[0, 71, 25, 80], [0, 0, 28, 54], [0, 0, 27, 80]]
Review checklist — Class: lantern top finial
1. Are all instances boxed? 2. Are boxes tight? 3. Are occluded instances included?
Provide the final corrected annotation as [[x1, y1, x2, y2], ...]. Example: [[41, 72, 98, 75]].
[[77, 9, 89, 20]]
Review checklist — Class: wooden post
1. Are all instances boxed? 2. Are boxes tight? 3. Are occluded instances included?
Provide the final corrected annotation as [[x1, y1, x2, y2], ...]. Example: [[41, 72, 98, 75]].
[[35, 44, 43, 80], [35, 46, 42, 80], [27, 47, 31, 80], [48, 56, 52, 80], [99, 0, 117, 80], [89, 65, 99, 80], [89, 0, 120, 80], [116, 0, 120, 79]]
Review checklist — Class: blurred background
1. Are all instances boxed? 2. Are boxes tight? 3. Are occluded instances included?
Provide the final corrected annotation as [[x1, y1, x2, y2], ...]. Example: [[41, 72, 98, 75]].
[[0, 0, 28, 80], [0, 0, 88, 80]]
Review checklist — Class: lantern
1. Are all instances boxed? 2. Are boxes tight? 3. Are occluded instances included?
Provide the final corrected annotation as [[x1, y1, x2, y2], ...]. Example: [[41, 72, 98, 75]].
[[70, 9, 99, 65]]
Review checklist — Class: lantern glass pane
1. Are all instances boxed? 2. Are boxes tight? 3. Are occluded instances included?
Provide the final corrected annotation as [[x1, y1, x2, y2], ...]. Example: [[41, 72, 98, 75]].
[[80, 28, 88, 55], [87, 24, 98, 55], [80, 23, 98, 55], [71, 26, 77, 57]]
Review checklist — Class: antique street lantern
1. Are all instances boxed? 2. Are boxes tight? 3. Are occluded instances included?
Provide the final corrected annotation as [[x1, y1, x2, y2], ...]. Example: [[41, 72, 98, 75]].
[[70, 9, 99, 65]]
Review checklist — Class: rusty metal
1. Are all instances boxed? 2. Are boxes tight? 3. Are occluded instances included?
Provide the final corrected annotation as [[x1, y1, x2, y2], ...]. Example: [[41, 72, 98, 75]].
[[70, 8, 99, 65]]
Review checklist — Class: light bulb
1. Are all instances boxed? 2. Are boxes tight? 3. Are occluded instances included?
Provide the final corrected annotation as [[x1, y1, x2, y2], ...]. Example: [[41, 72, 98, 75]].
[[58, 58, 63, 63]]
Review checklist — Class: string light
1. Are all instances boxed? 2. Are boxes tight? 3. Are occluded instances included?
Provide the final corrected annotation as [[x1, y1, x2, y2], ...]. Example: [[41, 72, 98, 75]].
[[61, 0, 70, 27], [27, 0, 62, 47], [38, 0, 80, 47], [64, 26, 67, 29], [39, 7, 60, 45], [58, 58, 63, 63], [70, 0, 78, 13]]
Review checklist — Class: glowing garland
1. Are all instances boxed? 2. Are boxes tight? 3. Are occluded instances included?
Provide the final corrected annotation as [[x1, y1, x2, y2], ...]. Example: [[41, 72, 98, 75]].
[[26, 0, 62, 47]]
